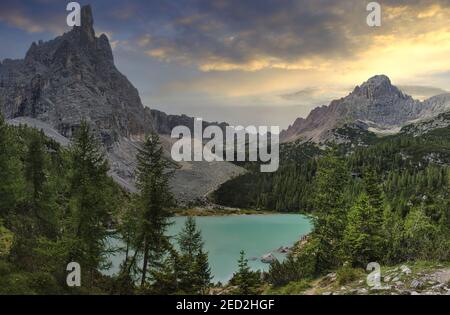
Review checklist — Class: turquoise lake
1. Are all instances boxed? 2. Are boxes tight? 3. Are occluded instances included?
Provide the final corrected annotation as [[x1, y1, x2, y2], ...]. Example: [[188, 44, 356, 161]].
[[107, 214, 312, 283]]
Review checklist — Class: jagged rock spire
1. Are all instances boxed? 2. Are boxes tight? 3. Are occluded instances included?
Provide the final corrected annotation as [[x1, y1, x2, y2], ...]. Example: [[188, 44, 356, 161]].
[[81, 5, 94, 31], [72, 5, 96, 44]]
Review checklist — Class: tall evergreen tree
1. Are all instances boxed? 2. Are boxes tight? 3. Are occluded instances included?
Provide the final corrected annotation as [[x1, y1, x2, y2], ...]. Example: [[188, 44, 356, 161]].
[[342, 194, 383, 266], [312, 148, 350, 272], [23, 131, 59, 237], [381, 206, 404, 264], [193, 249, 212, 294], [403, 206, 438, 260], [132, 132, 174, 287], [232, 250, 260, 295], [177, 217, 212, 294], [0, 114, 24, 216], [149, 248, 180, 294], [178, 217, 203, 256], [363, 167, 384, 211], [66, 121, 114, 285], [11, 131, 50, 269], [25, 132, 47, 205]]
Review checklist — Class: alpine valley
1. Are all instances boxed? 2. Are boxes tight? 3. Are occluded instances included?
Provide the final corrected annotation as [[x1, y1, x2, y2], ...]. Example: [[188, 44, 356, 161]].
[[0, 5, 449, 296]]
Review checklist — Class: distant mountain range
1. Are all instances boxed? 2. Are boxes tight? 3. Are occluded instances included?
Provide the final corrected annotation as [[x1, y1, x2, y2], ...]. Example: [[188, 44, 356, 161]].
[[281, 75, 450, 143]]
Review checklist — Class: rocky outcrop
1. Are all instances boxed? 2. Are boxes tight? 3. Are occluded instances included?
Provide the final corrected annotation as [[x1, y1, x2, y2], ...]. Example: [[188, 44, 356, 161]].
[[312, 264, 450, 295], [0, 5, 153, 147], [281, 75, 450, 143], [149, 109, 229, 135], [261, 253, 277, 264], [402, 112, 450, 136]]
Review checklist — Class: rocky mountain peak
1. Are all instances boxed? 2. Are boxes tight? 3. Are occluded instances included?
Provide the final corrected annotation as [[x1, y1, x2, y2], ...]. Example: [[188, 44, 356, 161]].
[[0, 5, 152, 144], [23, 5, 113, 66], [281, 75, 450, 143], [365, 74, 391, 85], [81, 5, 94, 30], [351, 74, 405, 100], [74, 5, 95, 43]]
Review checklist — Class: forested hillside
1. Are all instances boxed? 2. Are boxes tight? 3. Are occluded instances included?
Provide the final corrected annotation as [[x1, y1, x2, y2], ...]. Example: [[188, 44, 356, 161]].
[[0, 114, 212, 294], [214, 124, 450, 292], [214, 125, 450, 215]]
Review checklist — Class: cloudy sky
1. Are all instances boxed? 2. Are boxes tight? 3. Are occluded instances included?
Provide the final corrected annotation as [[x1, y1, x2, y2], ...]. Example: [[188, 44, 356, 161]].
[[1, 0, 449, 128]]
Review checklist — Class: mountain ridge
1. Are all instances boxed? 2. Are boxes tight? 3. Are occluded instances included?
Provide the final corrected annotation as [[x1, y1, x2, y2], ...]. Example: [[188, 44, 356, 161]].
[[281, 75, 450, 143], [0, 5, 245, 204]]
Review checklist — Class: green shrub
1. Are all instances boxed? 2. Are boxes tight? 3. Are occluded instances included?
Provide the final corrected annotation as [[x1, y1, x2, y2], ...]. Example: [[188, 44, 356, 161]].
[[336, 266, 363, 285], [0, 224, 13, 257], [267, 240, 317, 287], [268, 280, 311, 295], [29, 272, 61, 295], [0, 269, 61, 295], [0, 273, 36, 295], [0, 260, 14, 276]]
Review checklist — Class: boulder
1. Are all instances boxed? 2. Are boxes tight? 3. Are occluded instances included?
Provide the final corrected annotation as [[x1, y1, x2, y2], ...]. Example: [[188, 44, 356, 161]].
[[261, 253, 277, 264], [400, 265, 412, 275], [276, 246, 291, 254], [410, 279, 423, 289]]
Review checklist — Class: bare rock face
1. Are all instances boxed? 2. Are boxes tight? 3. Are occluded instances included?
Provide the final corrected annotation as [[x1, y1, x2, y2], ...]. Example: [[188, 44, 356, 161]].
[[281, 75, 450, 143], [1, 5, 245, 204], [149, 109, 229, 135], [0, 5, 152, 147], [402, 111, 450, 136]]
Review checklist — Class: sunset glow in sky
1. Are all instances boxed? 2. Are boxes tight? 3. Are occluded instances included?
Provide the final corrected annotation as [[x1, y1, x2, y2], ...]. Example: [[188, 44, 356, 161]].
[[1, 0, 449, 128]]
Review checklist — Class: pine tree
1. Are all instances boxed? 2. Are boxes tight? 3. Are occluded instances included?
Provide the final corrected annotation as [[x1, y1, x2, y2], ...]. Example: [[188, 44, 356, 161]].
[[312, 148, 350, 271], [0, 114, 24, 216], [118, 199, 140, 262], [363, 167, 383, 211], [133, 132, 174, 287], [403, 206, 438, 260], [177, 217, 212, 294], [148, 248, 180, 294], [11, 131, 50, 268], [342, 194, 383, 266], [382, 206, 404, 264], [193, 249, 212, 294], [232, 250, 260, 295], [178, 217, 203, 257], [23, 131, 58, 237], [25, 132, 47, 205], [66, 121, 114, 285]]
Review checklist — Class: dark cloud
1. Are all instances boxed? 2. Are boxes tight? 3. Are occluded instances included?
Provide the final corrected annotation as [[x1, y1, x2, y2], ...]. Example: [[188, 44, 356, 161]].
[[137, 0, 367, 68], [126, 0, 450, 70], [1, 0, 449, 70]]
